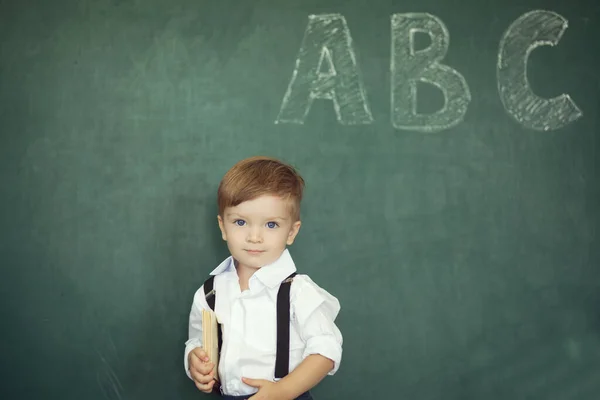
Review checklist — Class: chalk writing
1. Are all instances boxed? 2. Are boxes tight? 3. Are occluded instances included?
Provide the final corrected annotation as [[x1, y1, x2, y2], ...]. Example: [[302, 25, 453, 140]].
[[276, 10, 583, 132], [497, 10, 583, 131], [275, 14, 373, 125], [391, 13, 471, 133]]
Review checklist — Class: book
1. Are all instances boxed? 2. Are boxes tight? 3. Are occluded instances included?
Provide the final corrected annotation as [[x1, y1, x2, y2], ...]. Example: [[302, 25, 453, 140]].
[[202, 309, 220, 382]]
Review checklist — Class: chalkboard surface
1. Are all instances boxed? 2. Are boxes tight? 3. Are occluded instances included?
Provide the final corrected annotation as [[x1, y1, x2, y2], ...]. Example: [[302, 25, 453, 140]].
[[1, 0, 599, 399]]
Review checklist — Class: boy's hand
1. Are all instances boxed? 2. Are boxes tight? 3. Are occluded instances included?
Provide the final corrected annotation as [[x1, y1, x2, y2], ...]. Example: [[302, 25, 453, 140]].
[[188, 348, 216, 393], [243, 377, 290, 400]]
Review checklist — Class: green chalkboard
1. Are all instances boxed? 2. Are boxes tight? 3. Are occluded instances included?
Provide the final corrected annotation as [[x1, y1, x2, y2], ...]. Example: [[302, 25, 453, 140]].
[[1, 0, 599, 399]]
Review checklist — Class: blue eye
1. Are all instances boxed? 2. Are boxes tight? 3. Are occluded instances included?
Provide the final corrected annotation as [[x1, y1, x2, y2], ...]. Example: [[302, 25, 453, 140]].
[[234, 220, 246, 226], [266, 221, 278, 229]]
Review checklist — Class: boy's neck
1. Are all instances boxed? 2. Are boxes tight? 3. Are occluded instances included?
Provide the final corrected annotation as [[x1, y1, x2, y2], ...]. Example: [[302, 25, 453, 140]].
[[234, 260, 256, 291]]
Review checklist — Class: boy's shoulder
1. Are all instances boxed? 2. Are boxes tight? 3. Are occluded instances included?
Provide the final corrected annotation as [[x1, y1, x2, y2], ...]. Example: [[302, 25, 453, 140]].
[[289, 273, 341, 323], [289, 273, 328, 293]]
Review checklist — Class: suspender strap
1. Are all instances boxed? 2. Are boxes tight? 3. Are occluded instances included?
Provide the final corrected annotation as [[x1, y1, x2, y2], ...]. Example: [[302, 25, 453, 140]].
[[204, 275, 216, 310], [275, 272, 297, 379], [203, 276, 222, 355]]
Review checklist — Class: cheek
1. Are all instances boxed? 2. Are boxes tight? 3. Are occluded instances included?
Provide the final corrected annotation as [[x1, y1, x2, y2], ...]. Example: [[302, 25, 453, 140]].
[[274, 230, 293, 244], [227, 229, 245, 241], [221, 227, 240, 242]]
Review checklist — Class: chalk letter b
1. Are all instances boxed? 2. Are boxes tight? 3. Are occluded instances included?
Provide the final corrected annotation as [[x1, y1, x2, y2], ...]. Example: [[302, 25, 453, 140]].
[[275, 14, 373, 125], [391, 13, 471, 133]]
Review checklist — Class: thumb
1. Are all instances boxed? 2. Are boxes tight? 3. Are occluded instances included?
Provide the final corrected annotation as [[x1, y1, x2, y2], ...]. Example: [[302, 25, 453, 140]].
[[242, 377, 266, 388]]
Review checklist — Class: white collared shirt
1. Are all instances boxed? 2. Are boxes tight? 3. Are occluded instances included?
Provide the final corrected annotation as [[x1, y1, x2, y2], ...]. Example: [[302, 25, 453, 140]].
[[184, 249, 343, 397]]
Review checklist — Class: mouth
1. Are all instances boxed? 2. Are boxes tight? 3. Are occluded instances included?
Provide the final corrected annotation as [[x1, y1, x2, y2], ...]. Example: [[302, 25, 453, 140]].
[[245, 249, 265, 255]]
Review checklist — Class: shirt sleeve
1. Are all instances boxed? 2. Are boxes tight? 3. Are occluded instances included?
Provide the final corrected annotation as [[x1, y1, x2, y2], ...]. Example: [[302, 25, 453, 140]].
[[290, 275, 344, 375], [183, 285, 210, 380]]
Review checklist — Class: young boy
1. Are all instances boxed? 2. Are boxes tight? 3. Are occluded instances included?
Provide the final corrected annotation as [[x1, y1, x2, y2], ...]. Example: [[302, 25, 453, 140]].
[[184, 156, 343, 400]]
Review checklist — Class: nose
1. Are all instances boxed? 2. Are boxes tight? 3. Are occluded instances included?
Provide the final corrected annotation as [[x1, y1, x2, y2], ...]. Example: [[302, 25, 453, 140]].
[[246, 226, 263, 243]]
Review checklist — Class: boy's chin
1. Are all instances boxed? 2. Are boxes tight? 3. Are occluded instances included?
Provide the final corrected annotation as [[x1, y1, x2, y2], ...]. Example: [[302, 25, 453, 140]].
[[233, 258, 264, 270], [233, 251, 281, 270]]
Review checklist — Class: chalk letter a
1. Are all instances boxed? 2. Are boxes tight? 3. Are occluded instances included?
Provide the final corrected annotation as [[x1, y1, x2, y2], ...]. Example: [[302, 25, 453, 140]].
[[276, 14, 373, 125]]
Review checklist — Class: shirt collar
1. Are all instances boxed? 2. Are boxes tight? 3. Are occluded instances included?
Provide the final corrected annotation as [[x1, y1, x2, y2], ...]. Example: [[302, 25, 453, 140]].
[[209, 255, 236, 276], [208, 248, 297, 288], [253, 249, 297, 288]]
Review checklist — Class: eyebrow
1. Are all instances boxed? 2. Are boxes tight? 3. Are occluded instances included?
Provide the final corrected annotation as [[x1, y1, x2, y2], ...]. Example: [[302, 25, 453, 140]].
[[226, 213, 287, 220]]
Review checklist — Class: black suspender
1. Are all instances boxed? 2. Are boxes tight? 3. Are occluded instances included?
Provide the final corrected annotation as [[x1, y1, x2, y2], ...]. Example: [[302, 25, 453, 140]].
[[202, 272, 297, 379], [275, 272, 296, 378]]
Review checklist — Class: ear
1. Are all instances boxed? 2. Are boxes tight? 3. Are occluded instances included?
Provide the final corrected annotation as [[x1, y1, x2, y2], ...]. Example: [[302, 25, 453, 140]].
[[286, 220, 302, 245], [217, 215, 227, 241]]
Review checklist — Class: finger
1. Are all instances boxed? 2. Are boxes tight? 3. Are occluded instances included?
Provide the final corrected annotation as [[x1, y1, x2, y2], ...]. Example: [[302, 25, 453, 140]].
[[189, 353, 201, 370], [194, 378, 215, 393], [191, 347, 209, 362], [190, 368, 214, 384], [191, 348, 210, 362], [242, 377, 263, 388], [197, 362, 215, 375], [190, 354, 213, 373], [191, 369, 214, 385]]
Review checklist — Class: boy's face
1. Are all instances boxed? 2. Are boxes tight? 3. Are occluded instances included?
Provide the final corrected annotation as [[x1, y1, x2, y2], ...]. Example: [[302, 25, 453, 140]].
[[217, 194, 301, 272]]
